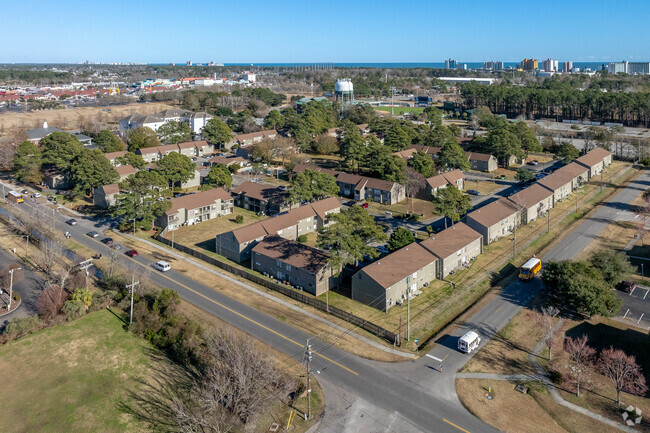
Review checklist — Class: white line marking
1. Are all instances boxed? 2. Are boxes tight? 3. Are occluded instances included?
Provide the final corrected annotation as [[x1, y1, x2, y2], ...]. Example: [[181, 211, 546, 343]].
[[644, 289, 649, 300], [623, 309, 630, 318], [426, 354, 443, 362], [638, 313, 644, 324], [629, 287, 635, 296]]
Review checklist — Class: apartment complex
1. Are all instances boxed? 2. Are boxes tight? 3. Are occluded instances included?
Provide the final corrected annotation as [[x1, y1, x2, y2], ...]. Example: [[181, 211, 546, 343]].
[[251, 236, 336, 296], [137, 141, 215, 163], [119, 108, 213, 134], [419, 222, 483, 278], [157, 188, 233, 231], [215, 197, 340, 263], [231, 181, 290, 215], [466, 198, 521, 245], [425, 169, 465, 196]]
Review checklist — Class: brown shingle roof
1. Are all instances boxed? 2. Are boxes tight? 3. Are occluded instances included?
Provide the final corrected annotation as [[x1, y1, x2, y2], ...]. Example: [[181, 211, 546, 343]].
[[466, 198, 518, 228], [234, 129, 278, 142], [101, 183, 120, 195], [393, 148, 418, 160], [359, 243, 437, 289], [177, 141, 198, 149], [115, 165, 137, 177], [411, 144, 442, 155], [468, 152, 494, 162], [138, 146, 161, 155], [559, 162, 588, 178], [252, 236, 330, 275], [537, 168, 575, 191], [427, 169, 464, 189], [508, 183, 553, 209], [231, 181, 287, 202], [209, 156, 246, 165], [576, 147, 612, 168], [309, 197, 340, 221], [167, 188, 232, 214], [420, 222, 482, 259], [292, 164, 340, 177], [104, 150, 127, 160]]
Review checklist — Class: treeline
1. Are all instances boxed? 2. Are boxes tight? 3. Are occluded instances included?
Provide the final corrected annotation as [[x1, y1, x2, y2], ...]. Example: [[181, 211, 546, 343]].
[[0, 68, 72, 83], [461, 81, 650, 127]]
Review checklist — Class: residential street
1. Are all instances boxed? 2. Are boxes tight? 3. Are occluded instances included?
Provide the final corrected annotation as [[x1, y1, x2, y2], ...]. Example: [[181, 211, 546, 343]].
[[0, 167, 646, 433]]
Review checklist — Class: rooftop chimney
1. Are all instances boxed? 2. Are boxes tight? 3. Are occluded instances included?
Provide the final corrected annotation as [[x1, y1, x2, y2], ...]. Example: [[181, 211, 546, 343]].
[[43, 121, 48, 128]]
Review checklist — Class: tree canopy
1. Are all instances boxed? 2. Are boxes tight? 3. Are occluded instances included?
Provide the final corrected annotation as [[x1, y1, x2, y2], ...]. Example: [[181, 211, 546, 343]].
[[485, 128, 525, 167], [112, 170, 171, 230], [588, 249, 635, 286], [438, 140, 470, 172], [288, 169, 339, 203], [204, 164, 232, 189], [41, 132, 84, 172], [543, 260, 622, 318], [94, 129, 125, 152], [13, 140, 42, 184], [115, 152, 146, 170], [515, 167, 536, 183], [155, 152, 196, 192], [202, 118, 233, 149], [432, 186, 472, 228], [128, 127, 160, 152], [264, 110, 285, 130], [156, 120, 193, 145], [508, 121, 542, 153], [387, 227, 415, 252], [408, 150, 436, 178], [70, 148, 119, 197], [317, 206, 387, 269], [553, 141, 580, 163]]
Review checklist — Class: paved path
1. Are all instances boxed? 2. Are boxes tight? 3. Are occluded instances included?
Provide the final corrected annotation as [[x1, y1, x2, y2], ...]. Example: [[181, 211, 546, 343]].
[[455, 373, 540, 381], [527, 320, 637, 433]]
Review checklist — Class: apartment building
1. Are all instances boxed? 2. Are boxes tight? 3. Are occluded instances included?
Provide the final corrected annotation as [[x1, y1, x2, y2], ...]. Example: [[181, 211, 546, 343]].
[[231, 181, 290, 215], [419, 222, 483, 278], [157, 188, 233, 231], [465, 198, 521, 245]]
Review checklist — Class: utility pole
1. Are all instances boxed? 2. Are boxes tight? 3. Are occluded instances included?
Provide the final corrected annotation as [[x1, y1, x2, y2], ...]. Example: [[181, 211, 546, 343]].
[[303, 338, 313, 420], [407, 279, 411, 341], [547, 208, 550, 234], [513, 226, 517, 259], [127, 275, 140, 327], [8, 267, 21, 310], [133, 217, 136, 236], [171, 229, 175, 249], [79, 259, 93, 290]]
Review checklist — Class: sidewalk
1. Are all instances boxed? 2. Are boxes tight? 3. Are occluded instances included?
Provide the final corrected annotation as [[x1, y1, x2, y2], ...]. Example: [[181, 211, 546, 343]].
[[527, 319, 637, 433], [120, 232, 414, 359]]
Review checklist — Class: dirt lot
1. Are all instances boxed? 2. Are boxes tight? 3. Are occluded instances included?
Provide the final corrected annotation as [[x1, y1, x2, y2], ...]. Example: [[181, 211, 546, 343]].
[[0, 102, 173, 136]]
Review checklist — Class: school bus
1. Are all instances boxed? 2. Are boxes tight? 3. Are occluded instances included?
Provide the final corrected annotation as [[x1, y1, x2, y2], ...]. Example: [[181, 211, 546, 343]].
[[519, 257, 542, 281], [7, 191, 24, 204]]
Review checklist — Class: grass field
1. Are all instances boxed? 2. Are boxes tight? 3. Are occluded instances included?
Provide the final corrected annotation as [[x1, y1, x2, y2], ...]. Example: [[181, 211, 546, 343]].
[[374, 106, 425, 116], [0, 310, 169, 433], [0, 102, 173, 135]]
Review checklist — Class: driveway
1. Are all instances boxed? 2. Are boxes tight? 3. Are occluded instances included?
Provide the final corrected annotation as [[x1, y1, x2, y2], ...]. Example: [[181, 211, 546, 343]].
[[0, 247, 42, 327], [617, 284, 650, 331]]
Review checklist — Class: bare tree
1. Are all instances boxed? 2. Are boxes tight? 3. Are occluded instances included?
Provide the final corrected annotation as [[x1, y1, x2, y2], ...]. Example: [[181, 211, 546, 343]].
[[563, 334, 596, 397], [0, 140, 18, 171], [0, 263, 23, 288], [171, 330, 293, 432], [404, 168, 425, 214], [599, 346, 648, 405], [39, 237, 64, 276], [531, 306, 560, 361], [36, 282, 67, 321]]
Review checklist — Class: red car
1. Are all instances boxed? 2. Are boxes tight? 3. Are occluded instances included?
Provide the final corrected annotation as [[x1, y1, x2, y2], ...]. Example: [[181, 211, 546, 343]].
[[125, 249, 138, 257], [361, 202, 369, 208]]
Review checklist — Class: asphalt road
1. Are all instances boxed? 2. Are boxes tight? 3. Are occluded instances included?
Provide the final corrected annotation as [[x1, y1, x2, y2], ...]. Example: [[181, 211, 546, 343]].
[[0, 246, 43, 326], [3, 165, 645, 433], [618, 284, 650, 331]]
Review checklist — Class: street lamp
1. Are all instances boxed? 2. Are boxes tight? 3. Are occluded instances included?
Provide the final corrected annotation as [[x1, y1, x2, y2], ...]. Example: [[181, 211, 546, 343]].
[[22, 234, 29, 258], [8, 267, 21, 311]]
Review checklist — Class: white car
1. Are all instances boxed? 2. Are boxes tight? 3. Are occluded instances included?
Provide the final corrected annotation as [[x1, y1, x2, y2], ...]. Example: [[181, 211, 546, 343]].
[[154, 261, 171, 272], [32, 192, 42, 198]]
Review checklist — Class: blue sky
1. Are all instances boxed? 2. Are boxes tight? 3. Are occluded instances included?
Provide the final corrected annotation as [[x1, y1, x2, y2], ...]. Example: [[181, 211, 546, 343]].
[[3, 0, 649, 63]]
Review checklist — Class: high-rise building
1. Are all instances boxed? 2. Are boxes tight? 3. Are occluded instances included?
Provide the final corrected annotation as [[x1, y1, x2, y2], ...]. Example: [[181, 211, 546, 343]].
[[562, 61, 573, 73], [519, 58, 538, 71], [444, 58, 458, 69], [483, 61, 504, 70], [607, 61, 650, 75], [542, 58, 558, 72]]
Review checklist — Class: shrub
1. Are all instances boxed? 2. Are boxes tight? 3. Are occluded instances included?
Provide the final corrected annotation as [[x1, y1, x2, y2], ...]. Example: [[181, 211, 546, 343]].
[[297, 235, 308, 243], [641, 157, 650, 167], [3, 315, 41, 339], [235, 215, 244, 224], [62, 300, 86, 321]]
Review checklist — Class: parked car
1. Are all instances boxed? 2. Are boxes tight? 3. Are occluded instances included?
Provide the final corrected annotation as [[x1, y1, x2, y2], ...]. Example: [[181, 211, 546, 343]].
[[361, 202, 369, 208], [385, 211, 392, 216], [499, 174, 507, 179], [125, 249, 138, 257], [154, 261, 171, 272], [32, 192, 42, 198], [617, 281, 636, 293], [66, 219, 77, 225], [467, 190, 481, 196], [345, 200, 356, 206], [535, 173, 547, 180], [527, 160, 539, 166], [101, 237, 114, 246], [376, 245, 390, 254], [87, 231, 99, 238], [21, 189, 29, 195]]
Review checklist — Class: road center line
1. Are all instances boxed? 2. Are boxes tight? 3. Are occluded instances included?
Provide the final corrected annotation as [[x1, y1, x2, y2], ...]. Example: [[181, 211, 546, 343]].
[[443, 418, 471, 433], [87, 235, 360, 376]]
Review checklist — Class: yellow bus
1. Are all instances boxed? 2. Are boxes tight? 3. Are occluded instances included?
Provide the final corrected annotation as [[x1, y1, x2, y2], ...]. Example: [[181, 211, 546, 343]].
[[7, 191, 24, 204], [519, 257, 541, 281]]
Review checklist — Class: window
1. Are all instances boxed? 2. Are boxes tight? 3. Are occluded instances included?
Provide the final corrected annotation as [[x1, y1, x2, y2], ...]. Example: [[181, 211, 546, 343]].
[[286, 264, 292, 271], [276, 260, 282, 267]]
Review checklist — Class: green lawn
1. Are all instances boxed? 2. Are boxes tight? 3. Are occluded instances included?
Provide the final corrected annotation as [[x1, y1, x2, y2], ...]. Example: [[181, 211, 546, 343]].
[[0, 310, 174, 433], [375, 106, 425, 116]]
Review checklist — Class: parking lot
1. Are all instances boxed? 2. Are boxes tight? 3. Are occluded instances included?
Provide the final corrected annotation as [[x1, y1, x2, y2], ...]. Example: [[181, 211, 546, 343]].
[[617, 284, 650, 330]]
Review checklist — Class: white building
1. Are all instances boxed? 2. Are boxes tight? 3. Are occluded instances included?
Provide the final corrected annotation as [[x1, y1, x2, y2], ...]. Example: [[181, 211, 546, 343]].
[[483, 61, 504, 70], [608, 61, 650, 75], [562, 61, 573, 73], [119, 109, 213, 134], [243, 72, 256, 83], [542, 58, 558, 72], [438, 77, 495, 85]]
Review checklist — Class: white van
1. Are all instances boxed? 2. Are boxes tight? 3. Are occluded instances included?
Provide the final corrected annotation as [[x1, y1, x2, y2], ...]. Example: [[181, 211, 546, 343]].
[[458, 331, 481, 353], [154, 261, 171, 272]]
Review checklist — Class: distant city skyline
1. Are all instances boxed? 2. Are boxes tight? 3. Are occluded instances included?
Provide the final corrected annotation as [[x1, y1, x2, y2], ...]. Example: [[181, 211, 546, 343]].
[[3, 0, 649, 64]]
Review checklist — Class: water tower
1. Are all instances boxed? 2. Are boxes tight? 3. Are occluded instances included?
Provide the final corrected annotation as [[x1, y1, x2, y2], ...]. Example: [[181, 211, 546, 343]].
[[335, 79, 354, 103]]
